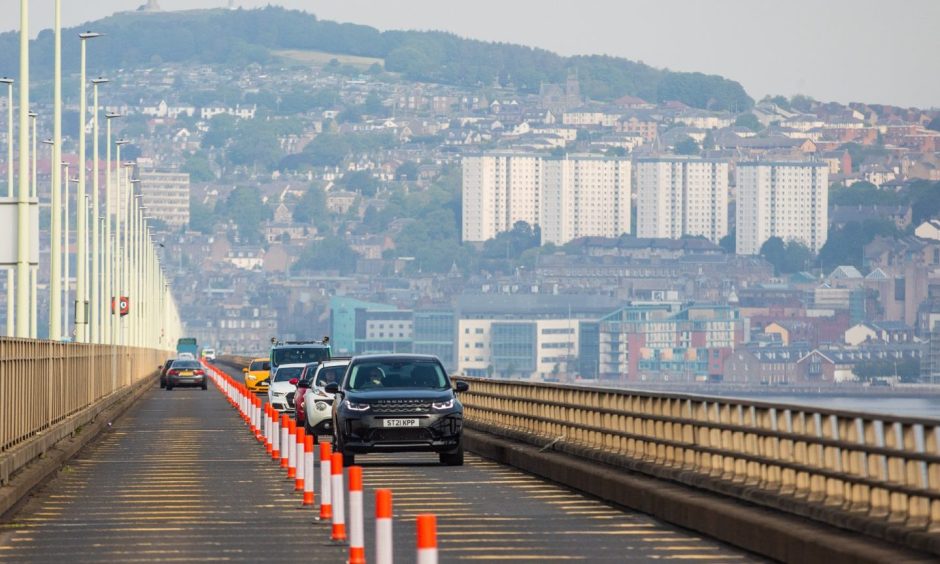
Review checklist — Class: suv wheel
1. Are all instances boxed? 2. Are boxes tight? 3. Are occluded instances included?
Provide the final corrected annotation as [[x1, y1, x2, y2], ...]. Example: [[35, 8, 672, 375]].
[[440, 442, 464, 466], [334, 430, 354, 466], [160, 379, 166, 389], [165, 384, 174, 391]]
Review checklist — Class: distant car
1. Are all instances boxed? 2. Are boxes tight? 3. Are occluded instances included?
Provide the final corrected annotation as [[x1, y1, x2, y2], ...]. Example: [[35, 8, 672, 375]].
[[202, 348, 217, 362], [267, 363, 306, 413], [243, 358, 271, 393], [303, 359, 350, 441], [327, 354, 468, 466], [177, 352, 196, 361], [165, 359, 208, 391], [293, 362, 323, 429], [159, 360, 174, 389]]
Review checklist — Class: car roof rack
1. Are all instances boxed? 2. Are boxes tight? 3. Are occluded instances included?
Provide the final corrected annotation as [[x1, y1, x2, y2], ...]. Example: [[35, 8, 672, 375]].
[[273, 336, 331, 346]]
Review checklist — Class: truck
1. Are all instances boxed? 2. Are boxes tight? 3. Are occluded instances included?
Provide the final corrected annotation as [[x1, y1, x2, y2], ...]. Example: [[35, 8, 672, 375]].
[[176, 337, 199, 358]]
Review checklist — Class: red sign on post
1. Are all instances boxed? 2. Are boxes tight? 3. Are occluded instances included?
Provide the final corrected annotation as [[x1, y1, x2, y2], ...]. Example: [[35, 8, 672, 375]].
[[111, 296, 130, 316]]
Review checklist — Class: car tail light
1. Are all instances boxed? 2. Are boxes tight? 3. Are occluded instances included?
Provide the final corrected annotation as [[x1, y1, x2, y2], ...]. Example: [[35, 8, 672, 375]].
[[168, 369, 179, 376], [195, 369, 205, 375]]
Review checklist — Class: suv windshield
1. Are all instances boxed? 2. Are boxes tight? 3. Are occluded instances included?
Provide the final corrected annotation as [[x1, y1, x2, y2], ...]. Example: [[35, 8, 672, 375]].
[[273, 347, 330, 367], [346, 361, 447, 391], [273, 366, 305, 382], [316, 365, 347, 387], [249, 360, 270, 372]]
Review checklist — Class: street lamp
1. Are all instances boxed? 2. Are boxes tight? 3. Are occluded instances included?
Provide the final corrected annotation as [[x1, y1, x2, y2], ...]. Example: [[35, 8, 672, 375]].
[[28, 110, 36, 338], [1, 77, 13, 337], [75, 31, 103, 343], [104, 112, 121, 343], [14, 1, 30, 338], [90, 78, 108, 342], [50, 0, 63, 341], [114, 142, 129, 345]]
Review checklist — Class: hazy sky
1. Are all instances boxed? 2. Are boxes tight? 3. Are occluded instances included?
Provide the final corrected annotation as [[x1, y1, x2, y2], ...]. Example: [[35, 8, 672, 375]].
[[2, 0, 938, 108]]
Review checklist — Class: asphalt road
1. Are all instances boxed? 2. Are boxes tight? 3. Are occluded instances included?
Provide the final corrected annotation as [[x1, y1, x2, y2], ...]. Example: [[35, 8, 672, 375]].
[[0, 368, 763, 563]]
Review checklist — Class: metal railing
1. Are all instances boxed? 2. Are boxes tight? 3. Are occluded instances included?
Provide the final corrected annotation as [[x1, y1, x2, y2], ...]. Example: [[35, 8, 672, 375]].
[[0, 337, 166, 455], [457, 377, 940, 545]]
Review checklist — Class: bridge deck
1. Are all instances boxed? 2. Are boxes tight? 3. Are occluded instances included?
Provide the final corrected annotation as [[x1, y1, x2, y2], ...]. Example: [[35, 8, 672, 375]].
[[0, 374, 760, 562]]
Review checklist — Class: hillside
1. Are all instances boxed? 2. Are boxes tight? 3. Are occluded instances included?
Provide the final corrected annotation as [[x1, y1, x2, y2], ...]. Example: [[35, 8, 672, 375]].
[[0, 6, 753, 111]]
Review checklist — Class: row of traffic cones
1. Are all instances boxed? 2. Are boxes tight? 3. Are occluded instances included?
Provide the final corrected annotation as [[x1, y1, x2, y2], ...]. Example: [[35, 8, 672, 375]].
[[204, 361, 439, 564]]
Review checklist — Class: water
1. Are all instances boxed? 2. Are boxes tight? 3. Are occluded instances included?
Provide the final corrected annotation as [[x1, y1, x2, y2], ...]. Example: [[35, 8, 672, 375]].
[[726, 394, 940, 420]]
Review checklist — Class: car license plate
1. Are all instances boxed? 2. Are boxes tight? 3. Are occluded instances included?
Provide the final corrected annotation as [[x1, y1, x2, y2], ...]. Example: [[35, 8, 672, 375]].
[[383, 418, 419, 428], [180, 371, 193, 376]]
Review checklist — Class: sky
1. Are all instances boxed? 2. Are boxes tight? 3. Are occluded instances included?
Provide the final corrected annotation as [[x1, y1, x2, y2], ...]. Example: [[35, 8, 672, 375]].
[[1, 0, 938, 109]]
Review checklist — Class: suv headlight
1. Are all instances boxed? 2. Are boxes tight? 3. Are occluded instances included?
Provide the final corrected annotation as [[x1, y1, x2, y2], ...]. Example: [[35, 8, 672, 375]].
[[432, 398, 455, 411], [344, 400, 371, 412]]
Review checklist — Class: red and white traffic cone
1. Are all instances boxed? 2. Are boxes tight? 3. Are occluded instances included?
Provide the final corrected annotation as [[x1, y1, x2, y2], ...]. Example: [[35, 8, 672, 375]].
[[271, 411, 281, 461], [295, 428, 306, 491], [287, 420, 297, 479], [375, 489, 393, 564], [416, 514, 437, 564], [330, 452, 346, 542], [255, 398, 264, 441], [280, 415, 290, 469], [302, 435, 315, 506], [319, 442, 333, 521], [348, 466, 365, 564]]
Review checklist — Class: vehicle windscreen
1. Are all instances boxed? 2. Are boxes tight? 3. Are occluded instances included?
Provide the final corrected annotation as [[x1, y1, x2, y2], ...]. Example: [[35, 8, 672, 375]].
[[273, 347, 330, 367], [346, 361, 447, 391], [171, 360, 201, 370], [273, 366, 305, 382], [249, 360, 270, 372], [316, 365, 348, 387]]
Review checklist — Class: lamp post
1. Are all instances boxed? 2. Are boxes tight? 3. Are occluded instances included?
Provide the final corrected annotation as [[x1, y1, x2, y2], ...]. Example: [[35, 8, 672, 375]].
[[113, 141, 128, 345], [49, 0, 62, 341], [1, 77, 12, 337], [75, 32, 102, 343], [90, 78, 108, 342], [15, 0, 30, 338], [104, 112, 121, 343], [65, 167, 75, 340], [28, 110, 36, 338]]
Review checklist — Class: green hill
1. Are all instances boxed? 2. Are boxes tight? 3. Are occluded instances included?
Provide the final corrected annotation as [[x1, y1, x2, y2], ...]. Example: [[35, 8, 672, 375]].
[[0, 6, 753, 111]]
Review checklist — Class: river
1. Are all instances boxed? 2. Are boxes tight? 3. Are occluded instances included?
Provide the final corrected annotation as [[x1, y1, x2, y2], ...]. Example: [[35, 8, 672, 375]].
[[724, 394, 940, 420]]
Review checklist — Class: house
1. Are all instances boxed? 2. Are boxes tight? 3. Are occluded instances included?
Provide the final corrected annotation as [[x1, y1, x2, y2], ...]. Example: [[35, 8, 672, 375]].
[[915, 219, 940, 241], [844, 321, 914, 346], [830, 205, 912, 230]]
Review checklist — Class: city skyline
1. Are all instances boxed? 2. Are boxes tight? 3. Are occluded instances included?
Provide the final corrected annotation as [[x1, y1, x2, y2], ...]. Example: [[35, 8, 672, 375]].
[[0, 0, 937, 109]]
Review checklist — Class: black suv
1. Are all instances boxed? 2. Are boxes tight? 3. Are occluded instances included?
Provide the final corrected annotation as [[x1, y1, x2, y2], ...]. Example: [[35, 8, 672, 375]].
[[326, 354, 469, 466]]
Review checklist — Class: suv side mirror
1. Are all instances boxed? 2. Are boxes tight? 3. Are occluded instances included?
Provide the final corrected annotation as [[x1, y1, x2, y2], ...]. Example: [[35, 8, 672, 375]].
[[324, 382, 340, 394], [454, 381, 469, 393], [289, 378, 299, 386]]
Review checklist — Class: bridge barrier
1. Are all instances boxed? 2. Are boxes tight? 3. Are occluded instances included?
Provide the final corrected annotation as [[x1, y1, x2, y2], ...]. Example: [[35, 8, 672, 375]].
[[456, 376, 940, 556], [0, 337, 167, 489]]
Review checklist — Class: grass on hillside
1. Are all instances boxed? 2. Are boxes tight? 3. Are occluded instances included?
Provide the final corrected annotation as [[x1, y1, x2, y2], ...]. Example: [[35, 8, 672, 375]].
[[273, 49, 384, 69]]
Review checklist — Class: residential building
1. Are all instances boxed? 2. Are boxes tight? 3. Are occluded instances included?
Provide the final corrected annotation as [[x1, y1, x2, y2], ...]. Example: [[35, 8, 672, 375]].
[[736, 161, 829, 255], [597, 303, 746, 382], [462, 153, 541, 242], [138, 170, 191, 227], [541, 155, 631, 245], [462, 153, 632, 245], [635, 156, 729, 243]]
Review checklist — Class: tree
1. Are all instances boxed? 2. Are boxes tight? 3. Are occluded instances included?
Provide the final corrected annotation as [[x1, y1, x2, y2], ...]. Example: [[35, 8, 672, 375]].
[[910, 181, 940, 224], [292, 184, 328, 227], [189, 195, 216, 234], [674, 136, 700, 155], [818, 220, 900, 270], [395, 161, 420, 181], [719, 230, 736, 254], [734, 113, 762, 132], [182, 153, 216, 182], [227, 122, 282, 171], [296, 236, 359, 275], [218, 186, 271, 243], [340, 170, 380, 197], [759, 237, 786, 275], [482, 221, 541, 260], [201, 114, 238, 149], [927, 117, 940, 133]]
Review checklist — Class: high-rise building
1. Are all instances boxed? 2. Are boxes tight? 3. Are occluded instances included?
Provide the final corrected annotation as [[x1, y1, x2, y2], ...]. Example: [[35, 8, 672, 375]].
[[462, 153, 541, 242], [138, 170, 191, 228], [541, 156, 631, 245], [635, 156, 729, 243], [736, 161, 829, 255], [462, 153, 631, 245]]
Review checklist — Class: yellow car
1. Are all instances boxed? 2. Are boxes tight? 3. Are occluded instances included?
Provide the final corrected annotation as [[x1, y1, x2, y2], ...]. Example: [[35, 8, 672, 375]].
[[243, 358, 271, 392]]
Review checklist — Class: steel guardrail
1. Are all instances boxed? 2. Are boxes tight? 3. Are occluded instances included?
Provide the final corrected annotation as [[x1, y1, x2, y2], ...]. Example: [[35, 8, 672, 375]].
[[455, 377, 940, 549]]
